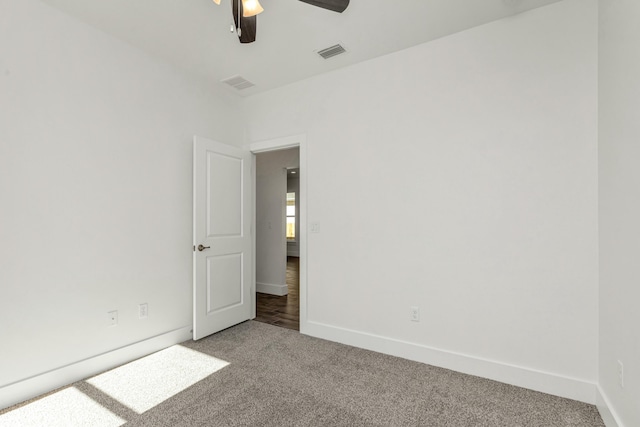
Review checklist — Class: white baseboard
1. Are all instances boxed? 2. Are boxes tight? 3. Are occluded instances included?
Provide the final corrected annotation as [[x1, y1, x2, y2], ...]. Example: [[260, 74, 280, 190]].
[[596, 386, 623, 427], [256, 282, 288, 296], [302, 320, 597, 404], [0, 326, 192, 411]]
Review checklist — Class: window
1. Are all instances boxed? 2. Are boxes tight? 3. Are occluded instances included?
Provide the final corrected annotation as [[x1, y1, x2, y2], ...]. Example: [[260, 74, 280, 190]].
[[286, 192, 296, 241]]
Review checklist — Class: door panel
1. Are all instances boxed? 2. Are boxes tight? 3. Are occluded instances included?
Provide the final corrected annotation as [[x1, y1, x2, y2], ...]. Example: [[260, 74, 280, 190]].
[[207, 152, 242, 237], [194, 136, 251, 340], [206, 253, 243, 312]]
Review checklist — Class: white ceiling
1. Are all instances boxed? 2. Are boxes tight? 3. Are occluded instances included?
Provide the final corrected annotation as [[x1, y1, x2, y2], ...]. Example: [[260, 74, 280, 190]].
[[42, 0, 563, 97]]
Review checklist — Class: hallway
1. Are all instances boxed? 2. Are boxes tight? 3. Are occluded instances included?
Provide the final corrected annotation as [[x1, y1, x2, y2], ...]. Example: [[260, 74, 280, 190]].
[[254, 257, 299, 331]]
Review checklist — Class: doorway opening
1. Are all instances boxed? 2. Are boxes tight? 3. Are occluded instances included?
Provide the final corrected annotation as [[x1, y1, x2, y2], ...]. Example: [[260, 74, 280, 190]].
[[251, 143, 303, 332]]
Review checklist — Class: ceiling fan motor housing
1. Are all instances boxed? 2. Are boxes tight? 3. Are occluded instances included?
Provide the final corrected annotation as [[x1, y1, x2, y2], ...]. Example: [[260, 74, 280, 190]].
[[230, 0, 350, 44]]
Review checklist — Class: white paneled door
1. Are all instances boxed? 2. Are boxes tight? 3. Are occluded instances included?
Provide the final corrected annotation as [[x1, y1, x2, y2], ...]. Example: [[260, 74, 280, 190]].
[[193, 136, 252, 340]]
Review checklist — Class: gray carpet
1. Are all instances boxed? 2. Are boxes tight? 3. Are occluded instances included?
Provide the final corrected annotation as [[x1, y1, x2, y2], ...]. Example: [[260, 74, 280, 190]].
[[9, 321, 606, 426]]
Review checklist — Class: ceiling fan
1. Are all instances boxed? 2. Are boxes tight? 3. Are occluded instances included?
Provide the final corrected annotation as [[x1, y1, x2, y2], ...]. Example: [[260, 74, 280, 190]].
[[212, 0, 350, 44]]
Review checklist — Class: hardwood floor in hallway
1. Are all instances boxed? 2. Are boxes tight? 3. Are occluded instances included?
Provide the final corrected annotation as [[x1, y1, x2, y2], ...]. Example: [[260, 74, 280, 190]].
[[254, 256, 299, 331]]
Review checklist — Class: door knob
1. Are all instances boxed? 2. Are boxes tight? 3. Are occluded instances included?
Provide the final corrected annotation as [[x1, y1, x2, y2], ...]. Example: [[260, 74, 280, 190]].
[[197, 244, 210, 252]]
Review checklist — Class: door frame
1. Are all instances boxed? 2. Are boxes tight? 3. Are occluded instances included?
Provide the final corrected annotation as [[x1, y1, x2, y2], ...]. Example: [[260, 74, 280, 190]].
[[246, 134, 308, 334]]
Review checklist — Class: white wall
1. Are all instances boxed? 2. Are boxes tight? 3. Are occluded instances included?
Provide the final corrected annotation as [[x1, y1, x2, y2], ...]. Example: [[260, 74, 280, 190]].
[[245, 0, 598, 402], [255, 149, 299, 295], [598, 0, 640, 425], [0, 0, 242, 408]]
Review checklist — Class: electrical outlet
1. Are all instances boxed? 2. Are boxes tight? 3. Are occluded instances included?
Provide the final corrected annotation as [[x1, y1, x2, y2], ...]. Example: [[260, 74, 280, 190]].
[[310, 222, 321, 233], [108, 310, 118, 326], [618, 360, 624, 388], [139, 303, 148, 319], [410, 306, 420, 322]]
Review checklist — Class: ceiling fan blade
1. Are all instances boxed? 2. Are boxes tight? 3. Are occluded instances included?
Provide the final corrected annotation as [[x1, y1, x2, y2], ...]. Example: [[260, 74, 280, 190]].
[[298, 0, 350, 13], [232, 0, 257, 43]]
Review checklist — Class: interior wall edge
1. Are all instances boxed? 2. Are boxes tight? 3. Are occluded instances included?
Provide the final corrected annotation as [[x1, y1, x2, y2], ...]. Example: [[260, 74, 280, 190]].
[[0, 326, 192, 411], [304, 321, 597, 405]]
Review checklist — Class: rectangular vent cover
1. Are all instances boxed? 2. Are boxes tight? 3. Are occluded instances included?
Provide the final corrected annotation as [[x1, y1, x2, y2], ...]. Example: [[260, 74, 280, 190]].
[[221, 75, 255, 90], [317, 44, 346, 59]]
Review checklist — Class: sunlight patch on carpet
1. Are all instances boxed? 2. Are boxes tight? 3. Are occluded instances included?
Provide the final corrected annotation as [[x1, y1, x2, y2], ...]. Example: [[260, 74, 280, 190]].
[[86, 345, 228, 414], [0, 387, 125, 427]]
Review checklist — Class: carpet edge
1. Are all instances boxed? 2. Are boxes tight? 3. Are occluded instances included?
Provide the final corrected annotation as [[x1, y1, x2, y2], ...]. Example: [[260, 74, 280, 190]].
[[596, 386, 624, 427], [304, 320, 597, 404]]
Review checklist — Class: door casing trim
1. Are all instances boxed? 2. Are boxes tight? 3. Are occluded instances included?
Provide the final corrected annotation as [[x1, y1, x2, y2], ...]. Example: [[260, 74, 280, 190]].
[[246, 134, 308, 332]]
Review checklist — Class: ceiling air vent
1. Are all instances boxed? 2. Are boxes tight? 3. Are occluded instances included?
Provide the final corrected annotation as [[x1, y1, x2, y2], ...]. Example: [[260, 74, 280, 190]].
[[221, 75, 255, 90], [317, 44, 346, 60]]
